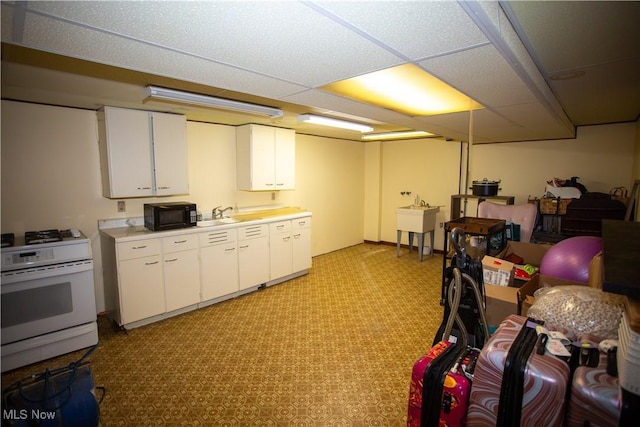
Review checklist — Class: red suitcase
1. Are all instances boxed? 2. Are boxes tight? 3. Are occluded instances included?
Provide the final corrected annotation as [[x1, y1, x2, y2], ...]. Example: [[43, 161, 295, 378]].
[[407, 340, 479, 427], [467, 315, 570, 427], [565, 335, 621, 427]]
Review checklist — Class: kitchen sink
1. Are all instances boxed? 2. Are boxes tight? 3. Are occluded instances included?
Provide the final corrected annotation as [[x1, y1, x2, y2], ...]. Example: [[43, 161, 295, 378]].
[[196, 218, 238, 227]]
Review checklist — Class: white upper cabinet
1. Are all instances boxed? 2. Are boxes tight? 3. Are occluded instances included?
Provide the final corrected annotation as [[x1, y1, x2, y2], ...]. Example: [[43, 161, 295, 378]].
[[152, 112, 189, 196], [98, 106, 189, 198], [236, 124, 295, 191]]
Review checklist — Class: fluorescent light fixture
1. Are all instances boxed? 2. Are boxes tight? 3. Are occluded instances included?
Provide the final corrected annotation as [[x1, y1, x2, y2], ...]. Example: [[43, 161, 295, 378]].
[[321, 64, 483, 116], [361, 130, 436, 141], [145, 86, 283, 118], [297, 114, 373, 133]]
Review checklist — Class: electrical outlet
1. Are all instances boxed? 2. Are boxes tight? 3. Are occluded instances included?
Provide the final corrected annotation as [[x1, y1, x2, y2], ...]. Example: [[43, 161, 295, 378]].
[[439, 222, 444, 228], [117, 200, 126, 213]]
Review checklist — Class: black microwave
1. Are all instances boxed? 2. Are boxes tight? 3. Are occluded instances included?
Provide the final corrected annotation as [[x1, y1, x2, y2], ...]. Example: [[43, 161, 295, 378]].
[[144, 202, 197, 231]]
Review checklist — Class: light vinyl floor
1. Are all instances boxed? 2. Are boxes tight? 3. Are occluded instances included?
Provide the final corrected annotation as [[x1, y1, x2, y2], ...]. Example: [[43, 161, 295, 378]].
[[2, 243, 444, 426]]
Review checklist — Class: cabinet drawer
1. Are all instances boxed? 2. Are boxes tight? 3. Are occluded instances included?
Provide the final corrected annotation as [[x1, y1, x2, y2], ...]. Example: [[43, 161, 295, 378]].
[[238, 224, 268, 240], [269, 220, 291, 234], [292, 217, 312, 230], [162, 234, 199, 253], [199, 229, 237, 246], [117, 239, 161, 260]]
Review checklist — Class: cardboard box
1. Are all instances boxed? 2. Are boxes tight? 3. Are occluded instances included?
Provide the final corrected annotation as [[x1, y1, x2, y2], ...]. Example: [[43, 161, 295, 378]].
[[485, 280, 522, 327], [482, 254, 517, 327], [502, 241, 553, 267], [588, 251, 603, 289], [484, 273, 586, 327], [482, 256, 515, 287], [517, 274, 586, 317]]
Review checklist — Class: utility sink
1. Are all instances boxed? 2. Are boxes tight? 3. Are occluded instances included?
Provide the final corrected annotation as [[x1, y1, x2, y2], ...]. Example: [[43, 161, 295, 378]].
[[396, 205, 440, 232], [196, 218, 238, 227], [396, 205, 440, 261]]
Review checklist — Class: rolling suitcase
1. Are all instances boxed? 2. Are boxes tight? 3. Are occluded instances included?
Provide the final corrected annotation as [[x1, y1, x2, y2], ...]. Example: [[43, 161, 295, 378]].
[[565, 334, 621, 427], [467, 315, 570, 427], [617, 297, 640, 425], [407, 266, 485, 427], [407, 341, 479, 427]]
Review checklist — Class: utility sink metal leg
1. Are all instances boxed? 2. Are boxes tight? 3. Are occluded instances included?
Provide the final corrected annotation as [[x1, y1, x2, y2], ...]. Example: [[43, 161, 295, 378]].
[[396, 230, 402, 257]]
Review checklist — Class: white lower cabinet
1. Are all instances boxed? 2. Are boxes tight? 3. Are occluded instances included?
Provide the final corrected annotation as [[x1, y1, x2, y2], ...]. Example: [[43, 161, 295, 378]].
[[102, 213, 311, 329], [200, 229, 239, 301], [116, 239, 165, 325], [269, 220, 293, 280], [162, 235, 200, 312], [292, 217, 312, 272], [238, 224, 270, 290]]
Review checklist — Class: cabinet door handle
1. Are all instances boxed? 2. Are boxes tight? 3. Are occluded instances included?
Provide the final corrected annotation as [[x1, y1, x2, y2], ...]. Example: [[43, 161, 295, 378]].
[[174, 240, 187, 244], [294, 234, 301, 239], [157, 186, 170, 190], [276, 225, 285, 230], [133, 245, 147, 250], [225, 247, 236, 252], [239, 244, 249, 249], [276, 183, 284, 186], [283, 236, 290, 242], [265, 183, 274, 187], [137, 187, 152, 190], [145, 261, 159, 266], [165, 258, 178, 263], [298, 221, 306, 226]]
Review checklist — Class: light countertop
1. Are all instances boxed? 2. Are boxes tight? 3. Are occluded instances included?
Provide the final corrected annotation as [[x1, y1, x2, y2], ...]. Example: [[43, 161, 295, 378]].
[[100, 208, 311, 242]]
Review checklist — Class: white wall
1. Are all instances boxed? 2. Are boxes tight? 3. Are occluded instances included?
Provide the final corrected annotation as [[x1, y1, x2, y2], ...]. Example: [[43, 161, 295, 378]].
[[1, 101, 365, 314], [371, 122, 638, 251], [376, 138, 463, 251], [2, 100, 637, 314], [470, 123, 637, 204]]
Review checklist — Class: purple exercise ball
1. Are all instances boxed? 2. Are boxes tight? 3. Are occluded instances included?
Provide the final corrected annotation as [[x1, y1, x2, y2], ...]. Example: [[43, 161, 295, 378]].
[[540, 236, 602, 283]]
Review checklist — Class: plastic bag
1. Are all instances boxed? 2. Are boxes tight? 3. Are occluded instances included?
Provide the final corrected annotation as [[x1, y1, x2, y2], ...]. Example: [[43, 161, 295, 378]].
[[527, 285, 624, 339]]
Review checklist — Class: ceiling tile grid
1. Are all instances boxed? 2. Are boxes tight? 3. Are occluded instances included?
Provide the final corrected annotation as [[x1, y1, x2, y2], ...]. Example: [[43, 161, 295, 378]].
[[1, 1, 637, 143], [25, 0, 406, 88], [418, 43, 537, 109], [311, 0, 489, 61]]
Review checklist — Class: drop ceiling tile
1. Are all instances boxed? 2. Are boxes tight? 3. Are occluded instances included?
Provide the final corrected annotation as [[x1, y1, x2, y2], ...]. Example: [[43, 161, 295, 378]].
[[507, 1, 640, 72], [20, 13, 308, 100], [312, 1, 488, 60], [549, 58, 640, 125], [490, 103, 576, 141], [418, 44, 537, 108], [24, 1, 404, 88]]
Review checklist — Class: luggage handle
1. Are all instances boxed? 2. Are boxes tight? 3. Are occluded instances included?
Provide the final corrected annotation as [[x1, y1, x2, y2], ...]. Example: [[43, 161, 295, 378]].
[[609, 186, 628, 197], [496, 319, 543, 427]]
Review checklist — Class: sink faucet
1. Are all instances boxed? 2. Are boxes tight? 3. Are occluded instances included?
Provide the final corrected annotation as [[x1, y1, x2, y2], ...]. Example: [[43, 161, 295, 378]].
[[212, 206, 233, 219], [219, 206, 233, 218]]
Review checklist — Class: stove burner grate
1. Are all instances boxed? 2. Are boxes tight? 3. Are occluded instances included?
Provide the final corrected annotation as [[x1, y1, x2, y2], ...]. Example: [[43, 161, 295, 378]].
[[25, 229, 63, 245]]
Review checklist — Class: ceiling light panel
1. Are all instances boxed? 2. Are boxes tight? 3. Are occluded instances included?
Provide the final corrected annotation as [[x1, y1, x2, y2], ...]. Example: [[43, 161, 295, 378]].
[[298, 114, 373, 133], [361, 130, 436, 141], [145, 86, 283, 118], [321, 64, 483, 116]]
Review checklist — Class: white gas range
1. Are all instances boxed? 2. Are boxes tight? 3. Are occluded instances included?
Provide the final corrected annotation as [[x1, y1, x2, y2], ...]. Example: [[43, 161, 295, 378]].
[[1, 229, 98, 372]]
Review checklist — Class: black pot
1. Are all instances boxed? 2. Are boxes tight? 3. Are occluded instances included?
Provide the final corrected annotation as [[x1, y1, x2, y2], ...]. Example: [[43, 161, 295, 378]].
[[471, 179, 501, 196]]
